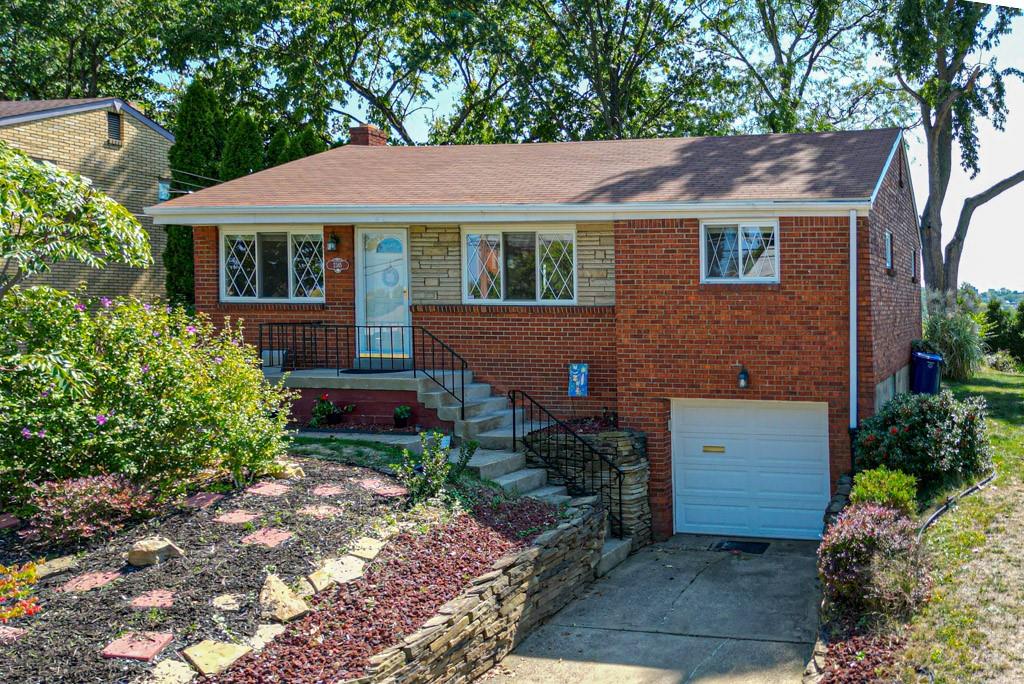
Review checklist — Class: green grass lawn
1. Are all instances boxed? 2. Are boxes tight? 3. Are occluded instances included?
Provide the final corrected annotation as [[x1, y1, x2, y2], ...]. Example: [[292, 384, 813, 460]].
[[898, 371, 1024, 683]]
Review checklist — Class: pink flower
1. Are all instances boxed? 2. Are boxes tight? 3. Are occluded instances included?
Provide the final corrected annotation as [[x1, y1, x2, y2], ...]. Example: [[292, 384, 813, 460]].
[[95, 414, 108, 426], [74, 303, 86, 312], [140, 363, 150, 374], [143, 303, 152, 312], [100, 297, 112, 308], [213, 356, 223, 364], [21, 427, 33, 439], [37, 429, 46, 438], [186, 325, 197, 334]]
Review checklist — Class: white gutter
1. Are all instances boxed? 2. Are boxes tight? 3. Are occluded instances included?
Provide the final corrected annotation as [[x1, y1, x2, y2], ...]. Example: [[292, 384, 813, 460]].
[[146, 198, 873, 225], [849, 209, 859, 430]]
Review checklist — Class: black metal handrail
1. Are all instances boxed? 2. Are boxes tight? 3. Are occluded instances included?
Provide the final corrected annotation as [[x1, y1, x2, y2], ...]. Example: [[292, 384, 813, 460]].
[[508, 389, 625, 538], [258, 322, 468, 419]]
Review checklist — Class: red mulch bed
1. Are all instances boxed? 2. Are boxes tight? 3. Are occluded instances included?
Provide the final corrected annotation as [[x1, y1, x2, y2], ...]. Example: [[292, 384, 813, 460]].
[[821, 634, 906, 683], [207, 502, 558, 683]]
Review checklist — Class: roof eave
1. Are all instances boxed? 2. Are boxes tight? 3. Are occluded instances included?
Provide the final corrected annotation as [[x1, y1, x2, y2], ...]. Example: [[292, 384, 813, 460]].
[[0, 98, 174, 143]]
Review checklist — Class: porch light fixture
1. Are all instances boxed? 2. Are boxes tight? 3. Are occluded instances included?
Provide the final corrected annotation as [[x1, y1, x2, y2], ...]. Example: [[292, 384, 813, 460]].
[[327, 233, 339, 252], [737, 365, 750, 389]]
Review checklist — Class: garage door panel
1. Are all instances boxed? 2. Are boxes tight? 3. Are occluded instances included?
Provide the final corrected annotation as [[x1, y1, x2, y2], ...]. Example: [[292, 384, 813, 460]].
[[676, 436, 749, 464], [677, 501, 751, 530], [679, 469, 749, 495], [754, 471, 828, 498]]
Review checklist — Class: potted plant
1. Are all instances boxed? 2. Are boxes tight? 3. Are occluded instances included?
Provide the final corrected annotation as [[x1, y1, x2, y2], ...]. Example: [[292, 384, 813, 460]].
[[309, 395, 356, 427], [394, 404, 413, 429]]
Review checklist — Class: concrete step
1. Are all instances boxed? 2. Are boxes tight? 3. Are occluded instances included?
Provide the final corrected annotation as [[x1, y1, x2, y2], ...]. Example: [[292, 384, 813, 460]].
[[474, 426, 516, 451], [418, 382, 493, 408], [451, 449, 525, 480], [493, 468, 547, 495], [436, 395, 508, 422], [455, 408, 518, 438], [524, 484, 571, 506], [596, 537, 632, 577]]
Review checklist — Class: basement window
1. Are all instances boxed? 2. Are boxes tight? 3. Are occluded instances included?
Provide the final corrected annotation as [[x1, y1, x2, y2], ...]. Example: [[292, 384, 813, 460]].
[[106, 112, 122, 144], [463, 227, 576, 304], [221, 229, 325, 302], [700, 221, 779, 283]]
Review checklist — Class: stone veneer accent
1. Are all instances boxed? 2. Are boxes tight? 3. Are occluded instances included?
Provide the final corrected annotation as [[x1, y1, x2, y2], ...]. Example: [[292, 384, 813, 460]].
[[822, 473, 852, 532], [346, 504, 605, 683], [407, 222, 615, 306]]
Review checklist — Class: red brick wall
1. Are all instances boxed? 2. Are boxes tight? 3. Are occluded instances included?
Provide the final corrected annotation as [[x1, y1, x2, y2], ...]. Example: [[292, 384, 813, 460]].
[[410, 304, 616, 415], [614, 216, 870, 539], [290, 388, 451, 430], [867, 146, 922, 385]]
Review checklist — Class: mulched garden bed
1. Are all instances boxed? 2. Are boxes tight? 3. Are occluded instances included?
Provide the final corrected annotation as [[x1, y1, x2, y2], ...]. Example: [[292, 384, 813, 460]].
[[0, 456, 405, 684], [821, 634, 906, 683], [208, 498, 557, 683]]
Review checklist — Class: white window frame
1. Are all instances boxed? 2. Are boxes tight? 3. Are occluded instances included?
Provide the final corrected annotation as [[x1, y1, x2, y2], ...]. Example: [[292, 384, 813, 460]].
[[219, 225, 326, 303], [699, 219, 781, 284], [460, 224, 578, 305], [884, 231, 894, 270]]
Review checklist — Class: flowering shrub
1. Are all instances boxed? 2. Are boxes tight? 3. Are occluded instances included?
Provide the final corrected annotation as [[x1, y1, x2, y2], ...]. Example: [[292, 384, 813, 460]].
[[0, 561, 41, 623], [854, 391, 992, 488], [26, 475, 154, 546], [818, 504, 925, 617], [396, 432, 478, 504], [0, 287, 294, 507], [849, 466, 918, 516], [308, 394, 354, 427]]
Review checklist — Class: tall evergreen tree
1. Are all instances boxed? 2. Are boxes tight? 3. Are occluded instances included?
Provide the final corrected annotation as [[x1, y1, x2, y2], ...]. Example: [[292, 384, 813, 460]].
[[164, 80, 225, 306], [1011, 301, 1024, 363], [296, 124, 328, 157], [266, 128, 290, 167], [281, 136, 306, 163], [983, 298, 1014, 354], [219, 110, 264, 181]]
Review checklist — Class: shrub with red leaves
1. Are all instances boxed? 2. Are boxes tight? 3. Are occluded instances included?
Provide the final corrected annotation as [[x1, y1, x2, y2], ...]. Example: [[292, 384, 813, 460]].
[[26, 475, 154, 546], [822, 634, 905, 683]]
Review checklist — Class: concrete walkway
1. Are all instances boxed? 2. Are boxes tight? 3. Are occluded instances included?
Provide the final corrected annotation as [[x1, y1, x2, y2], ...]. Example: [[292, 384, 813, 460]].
[[490, 535, 820, 683]]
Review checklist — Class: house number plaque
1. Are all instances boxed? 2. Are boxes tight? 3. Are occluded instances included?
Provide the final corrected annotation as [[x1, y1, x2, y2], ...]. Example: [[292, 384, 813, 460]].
[[327, 257, 350, 273]]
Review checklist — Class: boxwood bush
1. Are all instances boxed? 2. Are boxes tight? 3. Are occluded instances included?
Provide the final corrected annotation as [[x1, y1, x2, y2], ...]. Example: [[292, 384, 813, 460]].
[[854, 391, 991, 489], [849, 466, 918, 516], [0, 287, 293, 508]]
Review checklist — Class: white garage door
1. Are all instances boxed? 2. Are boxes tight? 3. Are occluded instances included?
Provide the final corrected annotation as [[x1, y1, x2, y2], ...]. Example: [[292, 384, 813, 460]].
[[671, 399, 830, 540]]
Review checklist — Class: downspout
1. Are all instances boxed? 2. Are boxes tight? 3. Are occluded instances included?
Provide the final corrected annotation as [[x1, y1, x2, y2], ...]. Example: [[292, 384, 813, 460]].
[[849, 209, 859, 468]]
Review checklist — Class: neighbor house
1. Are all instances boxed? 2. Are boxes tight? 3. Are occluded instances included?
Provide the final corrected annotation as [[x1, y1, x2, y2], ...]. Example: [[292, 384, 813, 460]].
[[147, 125, 921, 542], [0, 98, 174, 299]]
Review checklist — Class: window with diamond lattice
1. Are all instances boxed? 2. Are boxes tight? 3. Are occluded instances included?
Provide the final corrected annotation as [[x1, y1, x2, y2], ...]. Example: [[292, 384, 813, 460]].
[[702, 223, 778, 282], [464, 229, 575, 303], [221, 229, 325, 301], [291, 234, 325, 298], [224, 234, 257, 297]]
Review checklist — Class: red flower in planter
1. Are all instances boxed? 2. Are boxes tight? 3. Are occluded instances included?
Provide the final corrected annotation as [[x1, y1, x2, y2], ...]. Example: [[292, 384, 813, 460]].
[[320, 393, 329, 401], [889, 426, 899, 436]]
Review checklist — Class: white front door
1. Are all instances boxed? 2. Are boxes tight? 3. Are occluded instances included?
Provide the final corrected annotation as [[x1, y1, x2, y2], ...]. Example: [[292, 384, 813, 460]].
[[671, 399, 830, 540], [355, 228, 411, 359]]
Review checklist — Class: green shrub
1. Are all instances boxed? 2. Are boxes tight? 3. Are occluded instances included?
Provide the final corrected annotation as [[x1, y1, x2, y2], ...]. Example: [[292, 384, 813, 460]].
[[985, 350, 1021, 374], [27, 475, 154, 546], [395, 432, 478, 504], [818, 504, 925, 617], [0, 287, 293, 507], [855, 391, 991, 489], [849, 466, 918, 516], [924, 311, 986, 381]]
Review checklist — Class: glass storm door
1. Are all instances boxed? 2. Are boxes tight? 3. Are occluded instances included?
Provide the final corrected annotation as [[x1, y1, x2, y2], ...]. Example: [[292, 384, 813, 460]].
[[356, 228, 411, 359]]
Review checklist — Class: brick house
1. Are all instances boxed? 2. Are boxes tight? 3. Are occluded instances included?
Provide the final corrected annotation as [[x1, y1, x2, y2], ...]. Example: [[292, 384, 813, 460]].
[[147, 126, 921, 542], [0, 98, 174, 299]]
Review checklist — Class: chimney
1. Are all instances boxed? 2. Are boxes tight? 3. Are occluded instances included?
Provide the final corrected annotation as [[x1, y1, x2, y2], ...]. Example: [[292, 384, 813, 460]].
[[349, 125, 387, 146]]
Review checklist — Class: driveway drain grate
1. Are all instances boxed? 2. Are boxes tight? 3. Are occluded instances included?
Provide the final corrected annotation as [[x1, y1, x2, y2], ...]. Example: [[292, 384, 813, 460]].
[[712, 540, 769, 554]]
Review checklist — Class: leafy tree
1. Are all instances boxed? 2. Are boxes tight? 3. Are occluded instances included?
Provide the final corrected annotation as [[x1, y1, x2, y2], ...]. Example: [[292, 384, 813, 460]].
[[983, 298, 1014, 354], [1011, 301, 1024, 363], [699, 0, 908, 132], [0, 141, 150, 300], [872, 1, 1023, 312], [164, 80, 225, 306], [266, 128, 291, 167], [219, 110, 264, 181]]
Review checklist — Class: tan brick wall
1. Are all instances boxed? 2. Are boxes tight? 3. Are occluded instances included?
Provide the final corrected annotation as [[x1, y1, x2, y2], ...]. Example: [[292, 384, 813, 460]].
[[0, 108, 172, 300], [408, 223, 615, 305]]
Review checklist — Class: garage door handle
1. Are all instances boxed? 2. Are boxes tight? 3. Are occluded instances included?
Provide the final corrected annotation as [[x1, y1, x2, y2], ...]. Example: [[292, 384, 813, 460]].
[[702, 445, 726, 453]]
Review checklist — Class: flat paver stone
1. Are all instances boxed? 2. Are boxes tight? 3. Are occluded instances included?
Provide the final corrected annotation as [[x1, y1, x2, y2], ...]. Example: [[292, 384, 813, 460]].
[[247, 623, 286, 650], [0, 513, 20, 530], [212, 594, 243, 611], [241, 528, 293, 548], [312, 484, 344, 497], [151, 659, 196, 684], [184, 492, 224, 509], [131, 589, 176, 609], [101, 631, 174, 661], [61, 570, 122, 592], [183, 640, 252, 676], [350, 536, 386, 560], [0, 625, 26, 643], [36, 555, 78, 579], [308, 555, 365, 592], [246, 482, 290, 496], [297, 504, 343, 519], [214, 509, 260, 525], [357, 478, 408, 498]]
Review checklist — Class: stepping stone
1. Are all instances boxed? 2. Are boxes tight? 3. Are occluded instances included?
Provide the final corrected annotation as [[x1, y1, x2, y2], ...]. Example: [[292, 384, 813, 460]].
[[312, 484, 344, 497], [247, 482, 290, 497], [182, 640, 252, 676], [297, 504, 343, 519], [131, 589, 175, 609], [212, 594, 243, 612], [183, 492, 224, 509], [241, 528, 293, 548], [0, 625, 26, 644], [151, 659, 196, 684], [350, 536, 386, 561], [357, 478, 408, 498], [36, 555, 78, 579], [259, 574, 310, 623], [307, 556, 365, 593], [271, 460, 305, 479], [0, 513, 20, 530], [247, 623, 286, 651], [128, 536, 185, 567], [101, 631, 174, 661], [61, 570, 121, 592], [214, 509, 259, 525]]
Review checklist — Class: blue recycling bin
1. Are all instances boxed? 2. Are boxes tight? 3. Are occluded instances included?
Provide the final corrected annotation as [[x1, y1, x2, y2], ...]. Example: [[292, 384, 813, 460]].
[[910, 351, 943, 394]]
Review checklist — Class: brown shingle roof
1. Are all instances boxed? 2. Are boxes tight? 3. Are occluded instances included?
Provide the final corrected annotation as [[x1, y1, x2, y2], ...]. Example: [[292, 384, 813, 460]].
[[161, 128, 901, 209], [0, 98, 174, 142], [0, 98, 113, 119]]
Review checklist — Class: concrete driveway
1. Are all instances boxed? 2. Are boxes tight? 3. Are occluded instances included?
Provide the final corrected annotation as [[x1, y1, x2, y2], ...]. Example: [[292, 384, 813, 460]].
[[489, 535, 820, 683]]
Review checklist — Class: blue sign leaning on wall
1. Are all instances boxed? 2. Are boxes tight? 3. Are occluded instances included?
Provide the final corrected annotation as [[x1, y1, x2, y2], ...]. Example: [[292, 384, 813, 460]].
[[568, 363, 589, 397]]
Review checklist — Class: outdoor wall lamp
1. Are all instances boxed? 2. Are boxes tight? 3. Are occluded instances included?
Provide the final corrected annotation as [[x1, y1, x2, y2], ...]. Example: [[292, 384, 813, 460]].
[[737, 364, 750, 389], [327, 233, 339, 252]]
